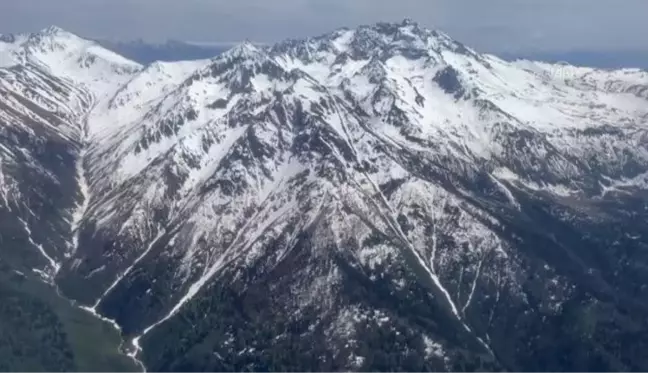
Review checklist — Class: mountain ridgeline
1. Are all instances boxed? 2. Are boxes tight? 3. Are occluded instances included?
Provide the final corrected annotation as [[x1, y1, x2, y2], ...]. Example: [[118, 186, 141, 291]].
[[1, 20, 648, 371]]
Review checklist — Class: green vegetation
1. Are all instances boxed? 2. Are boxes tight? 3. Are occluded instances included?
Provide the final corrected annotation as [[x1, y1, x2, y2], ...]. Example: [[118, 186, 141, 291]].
[[0, 267, 138, 372]]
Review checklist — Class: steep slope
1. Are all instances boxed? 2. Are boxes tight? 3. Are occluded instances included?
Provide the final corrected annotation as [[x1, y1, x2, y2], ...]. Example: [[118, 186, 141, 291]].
[[0, 24, 147, 283], [2, 20, 648, 372], [0, 27, 141, 371], [1, 26, 141, 97]]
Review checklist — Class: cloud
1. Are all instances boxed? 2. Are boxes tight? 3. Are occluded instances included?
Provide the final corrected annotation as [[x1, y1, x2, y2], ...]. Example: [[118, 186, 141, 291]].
[[1, 0, 646, 52]]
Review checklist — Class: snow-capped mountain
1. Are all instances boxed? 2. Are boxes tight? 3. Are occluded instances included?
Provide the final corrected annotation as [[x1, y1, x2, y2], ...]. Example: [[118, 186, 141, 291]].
[[2, 20, 648, 371]]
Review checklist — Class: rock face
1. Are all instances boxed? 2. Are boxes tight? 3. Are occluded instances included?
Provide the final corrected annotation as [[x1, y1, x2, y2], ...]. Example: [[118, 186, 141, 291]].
[[2, 20, 648, 371]]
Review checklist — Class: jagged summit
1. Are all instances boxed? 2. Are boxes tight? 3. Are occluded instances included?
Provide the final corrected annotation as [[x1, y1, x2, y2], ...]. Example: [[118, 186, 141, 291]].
[[269, 18, 476, 70], [0, 25, 69, 43], [1, 25, 139, 66], [400, 17, 418, 27], [0, 25, 86, 50], [221, 39, 264, 60], [1, 24, 141, 98], [37, 25, 72, 36], [0, 25, 89, 46]]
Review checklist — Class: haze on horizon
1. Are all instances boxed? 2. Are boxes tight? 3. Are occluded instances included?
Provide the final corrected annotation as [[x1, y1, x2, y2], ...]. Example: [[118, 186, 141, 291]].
[[0, 0, 647, 54]]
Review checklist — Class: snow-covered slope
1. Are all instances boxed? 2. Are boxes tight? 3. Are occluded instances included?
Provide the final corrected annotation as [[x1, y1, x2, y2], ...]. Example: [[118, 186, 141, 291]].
[[1, 26, 141, 99], [0, 29, 143, 250], [3, 20, 648, 371]]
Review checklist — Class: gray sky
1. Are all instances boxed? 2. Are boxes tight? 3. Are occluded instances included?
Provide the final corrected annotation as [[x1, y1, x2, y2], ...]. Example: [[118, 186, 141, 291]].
[[0, 0, 646, 53]]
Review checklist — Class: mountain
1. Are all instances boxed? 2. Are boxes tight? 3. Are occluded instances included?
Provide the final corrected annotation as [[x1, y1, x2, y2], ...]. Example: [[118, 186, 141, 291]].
[[95, 39, 231, 64], [500, 49, 648, 70], [0, 26, 142, 371], [1, 20, 648, 372], [95, 38, 648, 71]]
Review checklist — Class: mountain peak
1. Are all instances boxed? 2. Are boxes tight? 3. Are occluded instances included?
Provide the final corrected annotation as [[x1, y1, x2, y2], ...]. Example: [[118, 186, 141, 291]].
[[0, 27, 71, 47], [38, 25, 69, 36], [270, 20, 454, 64], [0, 33, 17, 44], [30, 25, 85, 43], [221, 40, 265, 61], [23, 25, 85, 49], [400, 17, 418, 27]]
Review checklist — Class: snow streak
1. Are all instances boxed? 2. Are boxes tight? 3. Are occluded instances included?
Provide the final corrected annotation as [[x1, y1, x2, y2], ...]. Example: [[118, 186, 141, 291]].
[[18, 217, 60, 279], [92, 229, 166, 309]]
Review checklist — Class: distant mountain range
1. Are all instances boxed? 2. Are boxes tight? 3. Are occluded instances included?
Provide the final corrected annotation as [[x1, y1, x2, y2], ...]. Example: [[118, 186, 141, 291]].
[[500, 50, 648, 70], [95, 39, 237, 64]]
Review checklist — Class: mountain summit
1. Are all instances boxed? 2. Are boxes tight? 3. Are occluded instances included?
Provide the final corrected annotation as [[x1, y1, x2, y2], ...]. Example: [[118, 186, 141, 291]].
[[2, 21, 648, 371]]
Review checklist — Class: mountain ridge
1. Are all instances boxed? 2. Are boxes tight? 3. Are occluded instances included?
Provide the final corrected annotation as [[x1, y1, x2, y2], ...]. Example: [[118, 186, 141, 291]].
[[2, 20, 648, 371]]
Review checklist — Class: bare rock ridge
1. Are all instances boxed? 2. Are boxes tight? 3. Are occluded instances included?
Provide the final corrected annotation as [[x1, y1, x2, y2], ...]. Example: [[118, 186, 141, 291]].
[[2, 20, 648, 371]]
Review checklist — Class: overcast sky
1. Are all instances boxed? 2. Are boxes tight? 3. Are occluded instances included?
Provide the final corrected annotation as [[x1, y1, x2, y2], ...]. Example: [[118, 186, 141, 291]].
[[0, 0, 646, 53]]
